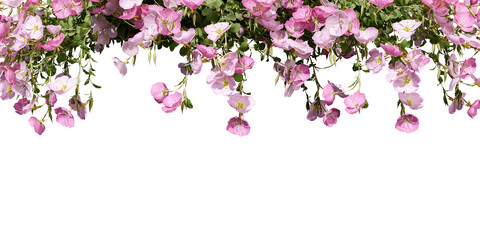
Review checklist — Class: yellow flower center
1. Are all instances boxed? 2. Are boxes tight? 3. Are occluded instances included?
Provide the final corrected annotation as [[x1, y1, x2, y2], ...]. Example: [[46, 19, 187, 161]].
[[223, 80, 229, 87], [237, 102, 244, 109], [61, 85, 67, 91], [404, 77, 411, 85], [216, 29, 223, 35], [33, 25, 39, 31], [404, 26, 411, 32], [406, 99, 413, 106]]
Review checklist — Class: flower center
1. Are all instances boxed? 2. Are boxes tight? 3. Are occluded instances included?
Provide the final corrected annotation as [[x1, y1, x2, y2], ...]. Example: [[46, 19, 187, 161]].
[[404, 26, 411, 32], [404, 77, 411, 85], [223, 80, 229, 87]]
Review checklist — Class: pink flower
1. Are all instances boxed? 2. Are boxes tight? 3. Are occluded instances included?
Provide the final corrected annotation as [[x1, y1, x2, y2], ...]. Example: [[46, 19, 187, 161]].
[[28, 117, 45, 135], [172, 28, 196, 44], [454, 12, 475, 32], [323, 81, 347, 105], [307, 100, 326, 121], [288, 39, 313, 59], [14, 97, 36, 115], [181, 0, 205, 9], [365, 48, 385, 74], [69, 98, 87, 120], [4, 0, 25, 7], [226, 117, 250, 136], [227, 93, 256, 113], [323, 108, 340, 127], [285, 19, 306, 38], [460, 58, 476, 79], [393, 71, 421, 93], [449, 93, 466, 114], [398, 92, 424, 110], [380, 44, 403, 57], [291, 64, 310, 86], [369, 0, 394, 8], [204, 22, 231, 42], [211, 74, 236, 96], [242, 0, 270, 16], [46, 25, 62, 35], [395, 114, 419, 133], [235, 56, 255, 74], [325, 10, 350, 37], [54, 107, 74, 128], [406, 49, 430, 72], [40, 33, 65, 51], [162, 91, 182, 113], [51, 0, 82, 19], [344, 92, 366, 114], [46, 90, 57, 107], [158, 9, 181, 35], [468, 100, 480, 118], [21, 16, 44, 40], [119, 0, 142, 10], [113, 57, 127, 76], [392, 20, 421, 39], [47, 74, 77, 95], [282, 0, 302, 9], [270, 30, 291, 50], [196, 44, 217, 59], [190, 50, 203, 74], [218, 52, 238, 76], [151, 82, 169, 104], [354, 27, 378, 44]]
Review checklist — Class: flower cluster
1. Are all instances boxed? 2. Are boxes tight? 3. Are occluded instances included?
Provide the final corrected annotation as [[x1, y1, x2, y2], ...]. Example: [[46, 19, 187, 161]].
[[1, 0, 480, 136]]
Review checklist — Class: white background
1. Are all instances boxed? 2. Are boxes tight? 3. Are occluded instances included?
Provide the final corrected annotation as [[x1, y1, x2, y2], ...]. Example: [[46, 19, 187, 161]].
[[1, 44, 480, 240]]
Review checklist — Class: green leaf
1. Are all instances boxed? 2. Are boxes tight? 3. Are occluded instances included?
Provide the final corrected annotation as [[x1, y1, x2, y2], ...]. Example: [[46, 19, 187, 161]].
[[229, 23, 241, 33], [233, 73, 244, 82], [205, 0, 223, 9]]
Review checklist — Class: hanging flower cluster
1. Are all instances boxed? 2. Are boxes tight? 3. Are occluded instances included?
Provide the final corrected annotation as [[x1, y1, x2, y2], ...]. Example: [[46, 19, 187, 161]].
[[2, 0, 480, 136]]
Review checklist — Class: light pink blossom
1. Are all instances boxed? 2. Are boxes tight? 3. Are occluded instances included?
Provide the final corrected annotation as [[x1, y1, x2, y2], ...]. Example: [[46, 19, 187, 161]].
[[151, 82, 169, 104], [344, 92, 366, 114], [162, 91, 182, 113], [204, 22, 231, 42], [392, 20, 421, 39], [113, 57, 127, 76], [47, 74, 77, 95], [227, 93, 256, 113], [172, 28, 196, 44], [398, 92, 424, 110]]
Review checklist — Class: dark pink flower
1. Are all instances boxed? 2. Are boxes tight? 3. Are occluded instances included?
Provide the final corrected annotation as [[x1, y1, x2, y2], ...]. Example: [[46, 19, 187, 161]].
[[449, 93, 466, 114], [28, 117, 45, 135], [226, 116, 250, 136], [323, 108, 340, 127], [291, 64, 310, 86], [468, 100, 480, 118], [69, 98, 87, 120], [14, 97, 36, 115], [54, 107, 74, 128], [395, 114, 419, 133]]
